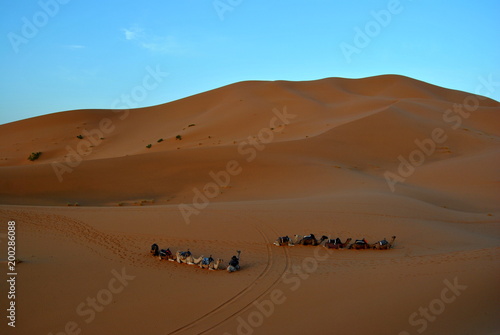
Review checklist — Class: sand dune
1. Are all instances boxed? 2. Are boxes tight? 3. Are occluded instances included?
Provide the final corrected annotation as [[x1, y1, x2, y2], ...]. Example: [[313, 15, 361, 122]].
[[0, 75, 499, 334]]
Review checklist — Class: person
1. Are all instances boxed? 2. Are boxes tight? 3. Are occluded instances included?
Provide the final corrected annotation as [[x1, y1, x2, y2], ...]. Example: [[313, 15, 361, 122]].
[[229, 255, 239, 269]]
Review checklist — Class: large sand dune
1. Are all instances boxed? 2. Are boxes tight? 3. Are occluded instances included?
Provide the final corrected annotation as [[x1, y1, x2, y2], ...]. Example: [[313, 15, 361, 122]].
[[0, 75, 499, 334]]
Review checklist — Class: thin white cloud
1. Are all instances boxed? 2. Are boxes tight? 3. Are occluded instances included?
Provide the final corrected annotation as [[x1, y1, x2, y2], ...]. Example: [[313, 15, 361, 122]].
[[122, 25, 186, 55], [66, 44, 85, 50], [123, 26, 143, 41]]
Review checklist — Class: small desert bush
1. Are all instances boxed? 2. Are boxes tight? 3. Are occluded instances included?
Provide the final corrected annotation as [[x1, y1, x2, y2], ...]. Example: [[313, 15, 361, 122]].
[[157, 138, 164, 143], [146, 144, 152, 148], [77, 135, 84, 139], [28, 152, 42, 161], [176, 135, 182, 140]]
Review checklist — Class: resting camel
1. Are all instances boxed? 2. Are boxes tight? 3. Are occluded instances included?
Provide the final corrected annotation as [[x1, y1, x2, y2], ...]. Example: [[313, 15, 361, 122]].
[[176, 250, 204, 265], [227, 250, 241, 273], [324, 237, 352, 249], [150, 243, 160, 257], [199, 256, 224, 270], [349, 238, 371, 250], [158, 248, 175, 261], [293, 234, 328, 246], [371, 236, 396, 250], [274, 236, 294, 246]]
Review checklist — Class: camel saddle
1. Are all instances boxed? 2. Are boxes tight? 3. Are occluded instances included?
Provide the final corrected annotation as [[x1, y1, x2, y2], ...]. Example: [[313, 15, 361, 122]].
[[202, 257, 214, 265], [160, 249, 172, 257]]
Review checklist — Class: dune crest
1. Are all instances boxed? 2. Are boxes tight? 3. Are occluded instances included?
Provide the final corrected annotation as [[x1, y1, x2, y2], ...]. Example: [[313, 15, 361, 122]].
[[0, 75, 498, 209]]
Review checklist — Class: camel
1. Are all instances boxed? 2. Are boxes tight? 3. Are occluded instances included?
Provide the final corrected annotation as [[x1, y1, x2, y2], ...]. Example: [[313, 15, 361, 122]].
[[150, 243, 159, 257], [227, 250, 241, 273], [199, 256, 224, 270], [293, 234, 328, 246], [371, 236, 396, 250], [349, 238, 371, 250], [274, 236, 294, 246], [199, 256, 214, 269], [324, 237, 352, 249], [158, 248, 175, 261], [176, 250, 204, 265]]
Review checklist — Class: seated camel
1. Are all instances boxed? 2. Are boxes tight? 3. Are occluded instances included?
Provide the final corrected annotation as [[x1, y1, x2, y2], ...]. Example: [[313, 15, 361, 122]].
[[349, 238, 371, 250], [176, 250, 203, 265], [199, 256, 224, 270], [150, 243, 160, 257], [371, 236, 396, 250], [273, 236, 294, 246], [293, 234, 328, 246], [324, 237, 352, 249], [158, 248, 175, 261]]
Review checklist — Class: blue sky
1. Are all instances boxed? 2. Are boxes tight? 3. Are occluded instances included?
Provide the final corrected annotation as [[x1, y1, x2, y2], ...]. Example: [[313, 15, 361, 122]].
[[1, 0, 499, 125]]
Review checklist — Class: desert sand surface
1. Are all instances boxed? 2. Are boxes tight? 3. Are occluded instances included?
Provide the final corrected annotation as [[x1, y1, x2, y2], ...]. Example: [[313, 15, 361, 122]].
[[0, 75, 499, 335]]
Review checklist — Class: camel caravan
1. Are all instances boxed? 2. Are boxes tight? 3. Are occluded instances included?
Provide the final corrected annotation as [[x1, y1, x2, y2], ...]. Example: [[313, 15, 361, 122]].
[[150, 243, 241, 272], [274, 234, 396, 250]]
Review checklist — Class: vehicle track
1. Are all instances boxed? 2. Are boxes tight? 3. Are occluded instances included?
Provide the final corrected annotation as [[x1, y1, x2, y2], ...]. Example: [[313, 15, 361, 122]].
[[167, 222, 291, 335]]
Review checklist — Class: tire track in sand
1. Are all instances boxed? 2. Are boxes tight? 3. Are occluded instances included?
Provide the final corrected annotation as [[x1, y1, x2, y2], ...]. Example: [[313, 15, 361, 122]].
[[167, 223, 290, 335]]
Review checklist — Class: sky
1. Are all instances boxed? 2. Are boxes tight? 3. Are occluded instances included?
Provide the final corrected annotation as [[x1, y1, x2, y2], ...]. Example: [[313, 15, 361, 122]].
[[1, 0, 499, 125]]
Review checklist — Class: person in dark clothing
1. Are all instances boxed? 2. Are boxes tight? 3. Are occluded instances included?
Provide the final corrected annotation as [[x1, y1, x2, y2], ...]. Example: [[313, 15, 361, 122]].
[[227, 250, 241, 272]]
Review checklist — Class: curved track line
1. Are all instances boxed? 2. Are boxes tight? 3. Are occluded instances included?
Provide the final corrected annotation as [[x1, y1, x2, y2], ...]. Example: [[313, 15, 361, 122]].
[[197, 224, 290, 334], [167, 223, 290, 335]]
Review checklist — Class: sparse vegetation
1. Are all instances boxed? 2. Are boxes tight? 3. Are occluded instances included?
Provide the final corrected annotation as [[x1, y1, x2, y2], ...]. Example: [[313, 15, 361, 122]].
[[157, 138, 164, 143], [188, 124, 196, 127], [28, 152, 42, 161], [116, 199, 155, 207], [176, 135, 182, 140], [77, 135, 84, 139], [146, 144, 152, 148]]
